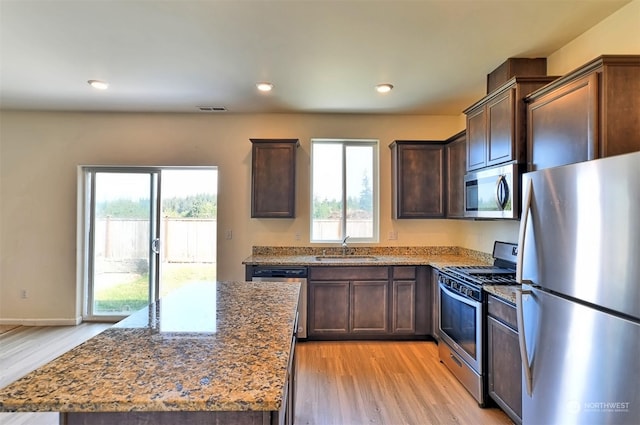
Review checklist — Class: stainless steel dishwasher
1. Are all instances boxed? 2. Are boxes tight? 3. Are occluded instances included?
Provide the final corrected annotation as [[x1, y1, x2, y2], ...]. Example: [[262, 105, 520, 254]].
[[251, 266, 308, 339]]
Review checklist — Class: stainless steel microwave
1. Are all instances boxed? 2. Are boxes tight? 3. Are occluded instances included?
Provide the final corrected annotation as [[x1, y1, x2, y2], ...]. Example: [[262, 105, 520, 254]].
[[464, 163, 520, 219]]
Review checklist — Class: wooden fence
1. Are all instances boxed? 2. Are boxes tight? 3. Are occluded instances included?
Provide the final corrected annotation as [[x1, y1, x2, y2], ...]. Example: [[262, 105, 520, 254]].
[[312, 219, 373, 239], [95, 218, 372, 263], [95, 217, 216, 263]]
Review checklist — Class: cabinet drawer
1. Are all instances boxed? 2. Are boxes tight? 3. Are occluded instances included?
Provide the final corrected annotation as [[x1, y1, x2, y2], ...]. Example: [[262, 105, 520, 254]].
[[487, 294, 517, 330], [392, 266, 416, 280], [309, 266, 388, 281]]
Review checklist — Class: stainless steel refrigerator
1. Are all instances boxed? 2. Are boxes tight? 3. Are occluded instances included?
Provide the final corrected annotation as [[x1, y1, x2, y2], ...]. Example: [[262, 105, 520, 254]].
[[516, 151, 640, 425]]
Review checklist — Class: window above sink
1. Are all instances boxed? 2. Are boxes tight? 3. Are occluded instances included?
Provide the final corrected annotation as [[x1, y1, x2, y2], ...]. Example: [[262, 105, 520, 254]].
[[310, 139, 380, 244]]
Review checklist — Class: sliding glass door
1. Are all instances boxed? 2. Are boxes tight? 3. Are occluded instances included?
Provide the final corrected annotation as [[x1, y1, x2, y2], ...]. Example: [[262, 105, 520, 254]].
[[85, 169, 160, 320], [81, 167, 218, 321]]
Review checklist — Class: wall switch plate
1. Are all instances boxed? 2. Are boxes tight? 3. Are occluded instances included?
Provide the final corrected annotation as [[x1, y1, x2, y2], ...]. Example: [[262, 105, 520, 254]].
[[295, 232, 301, 241], [20, 289, 28, 299], [225, 230, 232, 240]]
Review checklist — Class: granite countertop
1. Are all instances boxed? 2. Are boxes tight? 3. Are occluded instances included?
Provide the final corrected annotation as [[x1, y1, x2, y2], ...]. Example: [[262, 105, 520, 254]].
[[242, 247, 523, 304], [243, 245, 494, 268], [243, 246, 522, 307], [484, 285, 519, 304], [0, 281, 300, 414]]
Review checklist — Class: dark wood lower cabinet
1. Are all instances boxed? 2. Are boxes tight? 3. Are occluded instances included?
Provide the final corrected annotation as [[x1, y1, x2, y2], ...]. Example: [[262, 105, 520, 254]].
[[309, 281, 350, 334], [391, 280, 415, 333], [487, 295, 522, 424], [351, 280, 389, 333], [430, 268, 440, 340], [308, 266, 426, 339]]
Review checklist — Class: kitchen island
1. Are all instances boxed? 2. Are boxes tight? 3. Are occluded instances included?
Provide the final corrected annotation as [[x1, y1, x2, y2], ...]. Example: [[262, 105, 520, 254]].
[[0, 281, 300, 425]]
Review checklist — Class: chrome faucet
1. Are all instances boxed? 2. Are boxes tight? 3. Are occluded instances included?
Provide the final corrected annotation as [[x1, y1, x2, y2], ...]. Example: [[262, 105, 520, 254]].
[[341, 235, 350, 256]]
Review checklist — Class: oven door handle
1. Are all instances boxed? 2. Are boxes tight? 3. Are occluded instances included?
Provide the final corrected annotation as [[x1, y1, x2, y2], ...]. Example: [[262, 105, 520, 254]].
[[439, 282, 480, 307]]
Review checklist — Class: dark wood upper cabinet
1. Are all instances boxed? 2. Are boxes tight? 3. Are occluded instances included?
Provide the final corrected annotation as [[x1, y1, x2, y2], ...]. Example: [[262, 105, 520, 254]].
[[445, 130, 466, 219], [250, 139, 298, 218], [526, 55, 640, 172], [390, 141, 445, 219], [486, 57, 547, 93], [464, 76, 558, 172]]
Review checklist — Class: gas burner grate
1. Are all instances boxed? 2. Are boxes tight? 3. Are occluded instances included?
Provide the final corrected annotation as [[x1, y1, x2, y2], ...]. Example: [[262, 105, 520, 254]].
[[442, 265, 518, 286]]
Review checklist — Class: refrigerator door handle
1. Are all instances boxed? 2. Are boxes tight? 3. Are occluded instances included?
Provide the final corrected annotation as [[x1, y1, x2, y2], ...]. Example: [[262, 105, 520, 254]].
[[516, 288, 533, 396], [516, 178, 533, 283]]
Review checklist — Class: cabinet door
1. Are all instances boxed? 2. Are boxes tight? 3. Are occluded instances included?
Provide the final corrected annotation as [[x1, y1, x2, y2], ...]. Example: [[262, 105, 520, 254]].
[[430, 269, 440, 340], [527, 74, 598, 171], [391, 142, 445, 218], [391, 280, 415, 333], [487, 89, 516, 166], [487, 315, 522, 423], [308, 281, 350, 335], [414, 266, 431, 335], [445, 132, 466, 218], [351, 280, 388, 333], [466, 107, 487, 171], [281, 335, 296, 425], [250, 139, 298, 218]]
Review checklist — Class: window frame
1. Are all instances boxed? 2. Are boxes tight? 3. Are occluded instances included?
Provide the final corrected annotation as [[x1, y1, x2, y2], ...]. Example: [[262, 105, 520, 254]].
[[310, 138, 380, 244]]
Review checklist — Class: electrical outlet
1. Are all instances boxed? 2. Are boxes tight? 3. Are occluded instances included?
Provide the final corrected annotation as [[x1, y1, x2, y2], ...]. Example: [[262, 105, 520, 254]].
[[20, 289, 28, 299], [295, 232, 301, 241], [388, 231, 398, 240], [225, 230, 232, 240]]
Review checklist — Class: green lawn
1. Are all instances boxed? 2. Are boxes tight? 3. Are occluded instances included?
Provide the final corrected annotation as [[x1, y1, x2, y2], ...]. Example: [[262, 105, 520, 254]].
[[95, 264, 216, 313]]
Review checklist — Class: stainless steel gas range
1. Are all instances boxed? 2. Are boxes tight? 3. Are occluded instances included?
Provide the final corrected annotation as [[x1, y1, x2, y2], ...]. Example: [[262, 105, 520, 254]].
[[437, 241, 518, 406]]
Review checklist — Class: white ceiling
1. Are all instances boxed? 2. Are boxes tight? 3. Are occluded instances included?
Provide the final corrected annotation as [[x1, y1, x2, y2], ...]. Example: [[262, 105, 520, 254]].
[[0, 0, 631, 115]]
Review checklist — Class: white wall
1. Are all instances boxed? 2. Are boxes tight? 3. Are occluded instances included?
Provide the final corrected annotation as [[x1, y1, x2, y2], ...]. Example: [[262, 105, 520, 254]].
[[1, 112, 473, 323], [1, 0, 638, 323]]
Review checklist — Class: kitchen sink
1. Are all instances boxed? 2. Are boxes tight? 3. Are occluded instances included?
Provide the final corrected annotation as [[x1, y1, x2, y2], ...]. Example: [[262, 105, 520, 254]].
[[314, 255, 379, 262]]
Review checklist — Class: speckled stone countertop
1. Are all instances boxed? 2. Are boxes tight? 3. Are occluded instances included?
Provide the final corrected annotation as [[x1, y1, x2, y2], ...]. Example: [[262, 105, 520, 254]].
[[242, 246, 522, 304], [243, 245, 493, 268], [484, 285, 519, 304], [0, 281, 300, 413]]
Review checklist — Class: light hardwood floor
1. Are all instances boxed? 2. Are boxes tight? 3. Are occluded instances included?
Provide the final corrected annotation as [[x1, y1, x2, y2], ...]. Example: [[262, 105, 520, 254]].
[[1, 326, 512, 425], [0, 323, 111, 425], [295, 341, 512, 425]]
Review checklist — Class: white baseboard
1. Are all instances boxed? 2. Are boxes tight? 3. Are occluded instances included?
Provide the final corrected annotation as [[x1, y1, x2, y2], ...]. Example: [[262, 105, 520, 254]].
[[0, 316, 83, 326]]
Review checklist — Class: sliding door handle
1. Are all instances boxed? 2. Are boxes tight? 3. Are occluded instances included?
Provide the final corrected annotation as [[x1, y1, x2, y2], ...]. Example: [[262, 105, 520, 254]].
[[151, 238, 161, 254]]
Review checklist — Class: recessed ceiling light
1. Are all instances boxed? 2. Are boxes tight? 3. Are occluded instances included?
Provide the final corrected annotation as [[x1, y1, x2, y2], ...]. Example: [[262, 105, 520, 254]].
[[375, 83, 393, 93], [256, 82, 274, 92], [88, 80, 109, 90]]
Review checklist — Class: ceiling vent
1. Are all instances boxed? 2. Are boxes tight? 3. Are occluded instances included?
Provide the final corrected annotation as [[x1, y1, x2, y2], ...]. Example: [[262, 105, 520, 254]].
[[197, 106, 227, 112]]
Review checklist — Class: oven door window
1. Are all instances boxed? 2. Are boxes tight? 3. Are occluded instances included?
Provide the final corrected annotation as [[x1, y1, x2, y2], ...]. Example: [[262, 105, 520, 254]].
[[440, 288, 477, 359]]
